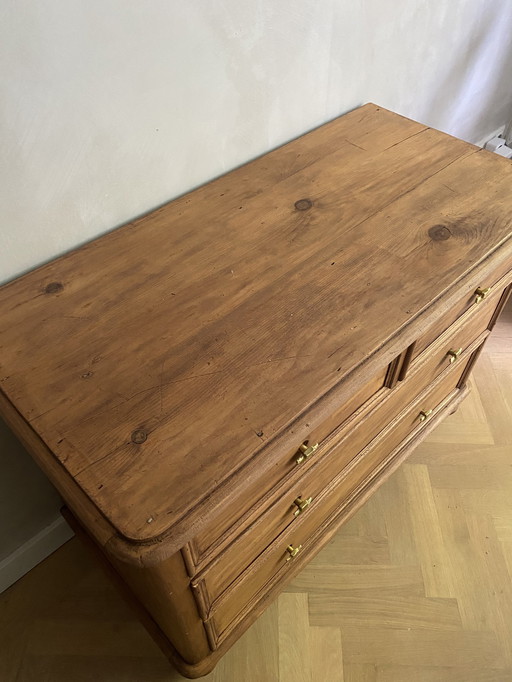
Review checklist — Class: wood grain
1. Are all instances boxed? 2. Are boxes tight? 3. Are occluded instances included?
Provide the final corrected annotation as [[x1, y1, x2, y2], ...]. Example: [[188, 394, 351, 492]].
[[2, 319, 509, 681], [1, 104, 512, 678], [1, 104, 511, 560], [2, 302, 510, 680]]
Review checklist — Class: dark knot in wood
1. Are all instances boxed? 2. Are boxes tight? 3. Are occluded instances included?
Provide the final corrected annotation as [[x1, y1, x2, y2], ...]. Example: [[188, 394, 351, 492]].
[[44, 282, 64, 294], [294, 198, 313, 211], [131, 429, 148, 444], [428, 225, 452, 242]]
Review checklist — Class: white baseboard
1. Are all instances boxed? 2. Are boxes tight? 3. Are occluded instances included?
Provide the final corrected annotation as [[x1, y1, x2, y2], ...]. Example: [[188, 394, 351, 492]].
[[0, 516, 74, 593], [475, 125, 506, 149]]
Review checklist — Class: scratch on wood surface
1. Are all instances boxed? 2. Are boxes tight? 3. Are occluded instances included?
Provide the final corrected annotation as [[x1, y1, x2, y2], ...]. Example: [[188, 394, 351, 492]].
[[159, 358, 167, 415], [248, 354, 313, 368], [381, 126, 429, 151], [125, 369, 226, 403], [344, 138, 366, 151], [60, 315, 91, 321], [442, 183, 457, 194], [74, 443, 127, 477], [328, 344, 345, 359]]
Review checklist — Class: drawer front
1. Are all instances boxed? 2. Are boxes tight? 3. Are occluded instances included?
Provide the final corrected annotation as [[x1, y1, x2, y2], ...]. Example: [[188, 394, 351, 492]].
[[412, 268, 511, 361], [407, 286, 502, 384], [190, 362, 389, 563], [199, 353, 474, 637]]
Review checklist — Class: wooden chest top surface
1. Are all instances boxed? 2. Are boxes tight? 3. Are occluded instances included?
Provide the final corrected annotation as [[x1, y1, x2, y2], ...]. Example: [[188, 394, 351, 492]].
[[1, 104, 511, 549]]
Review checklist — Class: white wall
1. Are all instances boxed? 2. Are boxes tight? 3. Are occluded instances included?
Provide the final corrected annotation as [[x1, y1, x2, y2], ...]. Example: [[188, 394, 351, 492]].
[[0, 425, 73, 592], [1, 0, 512, 587]]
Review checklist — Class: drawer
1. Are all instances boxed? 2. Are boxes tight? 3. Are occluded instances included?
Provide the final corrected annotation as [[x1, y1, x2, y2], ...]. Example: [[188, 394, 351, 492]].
[[407, 286, 501, 384], [412, 268, 511, 361], [194, 345, 477, 611], [204, 352, 474, 642], [189, 361, 390, 564]]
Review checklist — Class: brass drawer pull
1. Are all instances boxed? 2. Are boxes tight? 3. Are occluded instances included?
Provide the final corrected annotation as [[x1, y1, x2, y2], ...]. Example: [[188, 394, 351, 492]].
[[474, 287, 490, 303], [295, 442, 319, 465], [446, 347, 463, 363], [293, 496, 312, 516], [286, 544, 302, 561], [419, 409, 433, 422]]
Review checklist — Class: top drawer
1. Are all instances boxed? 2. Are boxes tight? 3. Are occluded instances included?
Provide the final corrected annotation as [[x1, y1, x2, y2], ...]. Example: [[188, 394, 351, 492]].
[[412, 266, 512, 361]]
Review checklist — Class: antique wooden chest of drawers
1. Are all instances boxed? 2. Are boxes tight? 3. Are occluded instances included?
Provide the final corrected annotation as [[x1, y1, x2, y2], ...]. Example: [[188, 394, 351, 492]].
[[0, 104, 511, 677]]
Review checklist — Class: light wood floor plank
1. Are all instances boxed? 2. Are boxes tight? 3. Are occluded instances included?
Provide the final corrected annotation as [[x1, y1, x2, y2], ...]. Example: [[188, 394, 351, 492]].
[[301, 533, 390, 567], [402, 463, 455, 597], [433, 487, 493, 632], [343, 664, 378, 682], [210, 602, 279, 682], [473, 354, 512, 446], [465, 512, 512, 665], [377, 666, 512, 682], [375, 468, 419, 566], [309, 594, 462, 630], [428, 462, 512, 490], [287, 564, 425, 597], [278, 593, 310, 682], [340, 627, 505, 668], [411, 443, 512, 466], [309, 626, 344, 682]]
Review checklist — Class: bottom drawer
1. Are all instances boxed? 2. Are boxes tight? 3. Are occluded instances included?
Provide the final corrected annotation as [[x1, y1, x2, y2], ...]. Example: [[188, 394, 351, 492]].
[[201, 350, 474, 643]]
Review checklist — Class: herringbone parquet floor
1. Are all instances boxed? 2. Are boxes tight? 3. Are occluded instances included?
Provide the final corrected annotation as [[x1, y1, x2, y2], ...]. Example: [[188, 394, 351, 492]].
[[1, 300, 511, 682]]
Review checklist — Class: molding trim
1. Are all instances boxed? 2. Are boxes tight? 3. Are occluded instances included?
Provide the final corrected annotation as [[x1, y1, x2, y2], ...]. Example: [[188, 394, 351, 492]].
[[0, 516, 74, 593], [474, 125, 506, 149]]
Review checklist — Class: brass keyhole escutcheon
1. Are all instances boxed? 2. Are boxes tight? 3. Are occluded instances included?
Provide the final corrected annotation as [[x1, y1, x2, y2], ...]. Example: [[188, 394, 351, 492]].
[[293, 496, 312, 516], [419, 409, 433, 422], [446, 347, 462, 363], [295, 442, 319, 465], [474, 287, 490, 304], [286, 544, 302, 561]]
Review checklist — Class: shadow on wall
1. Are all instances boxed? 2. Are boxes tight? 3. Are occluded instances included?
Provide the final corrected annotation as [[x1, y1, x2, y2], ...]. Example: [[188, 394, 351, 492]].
[[0, 418, 65, 563], [424, 7, 512, 142]]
